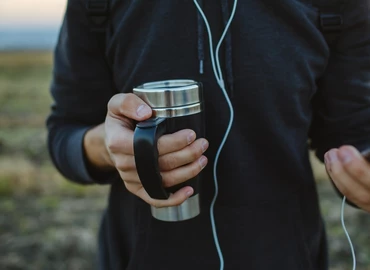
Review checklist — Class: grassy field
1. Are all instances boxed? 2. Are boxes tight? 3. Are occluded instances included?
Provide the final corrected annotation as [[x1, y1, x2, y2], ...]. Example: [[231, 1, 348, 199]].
[[0, 51, 109, 270], [0, 51, 369, 270]]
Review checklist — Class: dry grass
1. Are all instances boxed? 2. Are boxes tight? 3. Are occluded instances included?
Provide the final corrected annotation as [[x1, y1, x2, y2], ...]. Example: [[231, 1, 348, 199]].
[[0, 51, 53, 68], [0, 156, 108, 197], [0, 51, 109, 270], [0, 51, 108, 196]]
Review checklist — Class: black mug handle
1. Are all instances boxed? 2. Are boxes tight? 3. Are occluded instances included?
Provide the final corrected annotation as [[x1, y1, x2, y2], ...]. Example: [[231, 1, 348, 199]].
[[133, 117, 169, 200]]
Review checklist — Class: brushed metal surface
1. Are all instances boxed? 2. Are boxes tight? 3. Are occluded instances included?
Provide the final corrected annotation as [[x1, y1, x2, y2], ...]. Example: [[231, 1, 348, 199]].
[[152, 103, 202, 118], [133, 79, 202, 108], [151, 194, 200, 222]]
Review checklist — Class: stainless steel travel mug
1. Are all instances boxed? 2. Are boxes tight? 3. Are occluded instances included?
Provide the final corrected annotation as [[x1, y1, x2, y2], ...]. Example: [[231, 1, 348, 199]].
[[133, 79, 204, 222]]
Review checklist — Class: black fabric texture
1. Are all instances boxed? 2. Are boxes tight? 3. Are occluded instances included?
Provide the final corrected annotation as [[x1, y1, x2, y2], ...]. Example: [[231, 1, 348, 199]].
[[47, 0, 370, 269]]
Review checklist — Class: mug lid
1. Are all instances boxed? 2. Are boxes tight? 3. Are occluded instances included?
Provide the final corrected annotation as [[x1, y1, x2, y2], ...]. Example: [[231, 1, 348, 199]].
[[133, 79, 202, 108]]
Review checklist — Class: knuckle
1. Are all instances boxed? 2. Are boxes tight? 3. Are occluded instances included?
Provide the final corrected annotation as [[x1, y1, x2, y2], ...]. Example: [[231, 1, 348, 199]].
[[329, 164, 341, 176], [107, 94, 120, 110], [125, 93, 136, 100], [150, 199, 162, 208], [157, 137, 165, 150], [350, 164, 366, 178], [120, 93, 136, 110], [191, 162, 201, 177], [162, 174, 176, 188], [189, 144, 201, 160], [107, 135, 131, 154], [150, 198, 182, 208], [192, 142, 204, 159], [170, 199, 183, 207], [196, 145, 204, 157], [161, 156, 177, 170], [119, 171, 139, 186], [115, 157, 131, 171], [190, 151, 200, 161], [122, 138, 133, 153], [106, 135, 122, 152], [157, 135, 175, 153]]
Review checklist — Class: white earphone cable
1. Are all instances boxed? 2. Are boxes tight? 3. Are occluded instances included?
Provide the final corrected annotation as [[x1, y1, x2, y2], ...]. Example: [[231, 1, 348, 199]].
[[341, 196, 356, 270], [215, 2, 238, 87], [193, 3, 358, 270], [192, 0, 221, 82], [194, 3, 358, 270], [193, 1, 238, 269]]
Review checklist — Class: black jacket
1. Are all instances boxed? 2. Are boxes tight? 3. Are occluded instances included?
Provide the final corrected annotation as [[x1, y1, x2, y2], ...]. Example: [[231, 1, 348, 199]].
[[47, 0, 370, 269]]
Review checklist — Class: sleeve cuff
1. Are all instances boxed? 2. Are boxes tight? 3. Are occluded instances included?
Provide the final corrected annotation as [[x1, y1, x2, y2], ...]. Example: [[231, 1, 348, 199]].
[[67, 126, 119, 185]]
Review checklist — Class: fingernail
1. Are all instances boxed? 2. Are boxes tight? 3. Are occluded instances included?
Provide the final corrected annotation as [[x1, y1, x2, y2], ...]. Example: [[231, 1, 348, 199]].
[[202, 140, 209, 152], [186, 189, 193, 197], [187, 132, 196, 144], [327, 151, 338, 163], [339, 149, 352, 164], [137, 104, 151, 118], [199, 156, 207, 169]]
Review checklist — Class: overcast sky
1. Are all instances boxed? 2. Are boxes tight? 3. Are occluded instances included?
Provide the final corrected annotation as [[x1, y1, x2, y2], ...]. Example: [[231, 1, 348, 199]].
[[0, 0, 66, 29]]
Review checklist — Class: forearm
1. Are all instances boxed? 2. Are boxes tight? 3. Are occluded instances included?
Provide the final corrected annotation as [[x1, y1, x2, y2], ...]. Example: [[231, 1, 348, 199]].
[[83, 123, 115, 171]]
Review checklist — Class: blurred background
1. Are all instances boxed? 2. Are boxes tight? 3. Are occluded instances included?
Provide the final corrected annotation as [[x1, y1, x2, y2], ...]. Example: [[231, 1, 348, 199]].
[[0, 1, 369, 270]]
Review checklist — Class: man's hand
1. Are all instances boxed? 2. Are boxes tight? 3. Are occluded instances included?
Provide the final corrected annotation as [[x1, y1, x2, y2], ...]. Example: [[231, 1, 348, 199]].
[[325, 145, 370, 212], [104, 93, 209, 208]]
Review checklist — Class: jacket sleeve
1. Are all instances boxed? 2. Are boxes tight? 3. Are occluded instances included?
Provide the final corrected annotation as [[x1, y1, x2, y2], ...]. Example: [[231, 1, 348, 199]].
[[310, 1, 370, 162], [46, 0, 119, 184]]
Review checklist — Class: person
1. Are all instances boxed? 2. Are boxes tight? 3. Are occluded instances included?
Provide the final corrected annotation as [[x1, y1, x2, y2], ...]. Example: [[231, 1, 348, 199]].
[[46, 0, 370, 269]]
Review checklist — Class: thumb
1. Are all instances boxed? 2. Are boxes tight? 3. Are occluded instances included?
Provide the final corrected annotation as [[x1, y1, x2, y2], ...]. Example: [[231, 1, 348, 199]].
[[107, 93, 152, 121]]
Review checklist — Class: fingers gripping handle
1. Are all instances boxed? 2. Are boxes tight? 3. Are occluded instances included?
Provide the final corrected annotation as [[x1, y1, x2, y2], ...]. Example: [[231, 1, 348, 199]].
[[134, 118, 169, 200]]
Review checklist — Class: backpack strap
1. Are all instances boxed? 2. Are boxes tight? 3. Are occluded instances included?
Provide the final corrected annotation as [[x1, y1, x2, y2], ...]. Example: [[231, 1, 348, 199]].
[[86, 0, 113, 74], [86, 0, 111, 56], [313, 0, 346, 47], [86, 0, 110, 33]]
